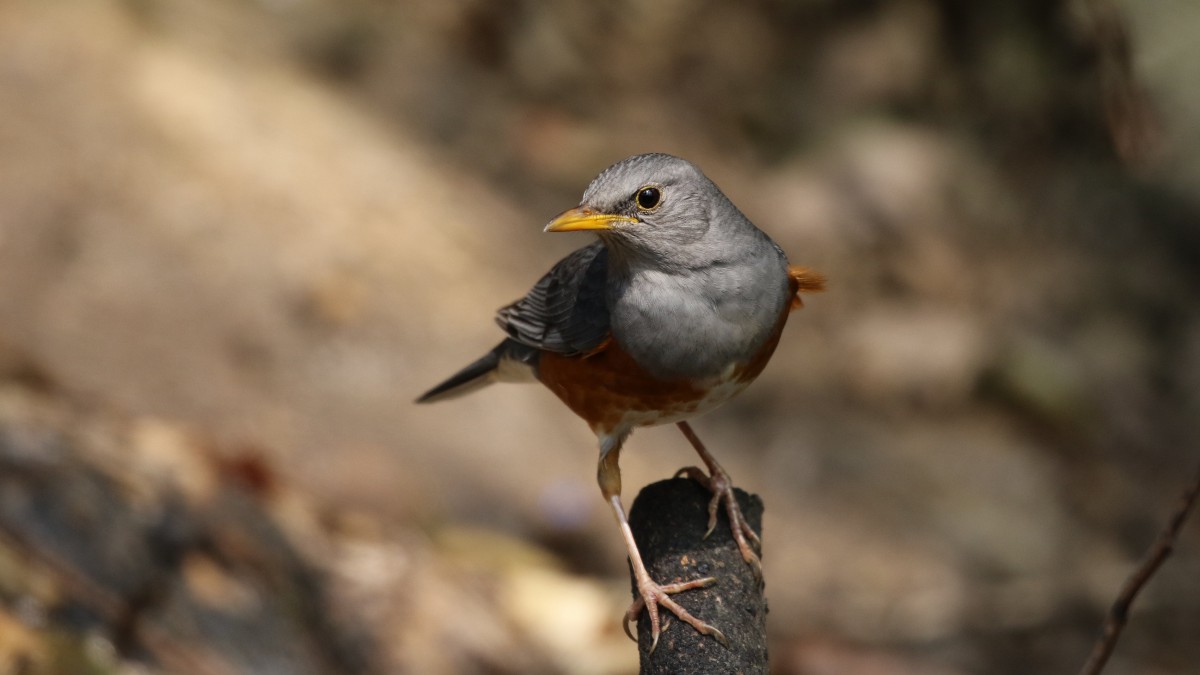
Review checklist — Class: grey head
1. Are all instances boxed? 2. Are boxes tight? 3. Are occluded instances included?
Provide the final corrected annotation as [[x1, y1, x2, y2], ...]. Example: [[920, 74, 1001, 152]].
[[544, 153, 791, 380], [546, 153, 773, 273]]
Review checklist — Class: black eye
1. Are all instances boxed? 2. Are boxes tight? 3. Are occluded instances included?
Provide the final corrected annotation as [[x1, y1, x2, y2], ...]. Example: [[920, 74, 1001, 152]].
[[636, 186, 661, 211]]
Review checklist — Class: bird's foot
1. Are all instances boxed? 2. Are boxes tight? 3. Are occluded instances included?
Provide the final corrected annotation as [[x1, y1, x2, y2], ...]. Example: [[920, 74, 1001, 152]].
[[622, 575, 727, 652], [675, 464, 762, 580]]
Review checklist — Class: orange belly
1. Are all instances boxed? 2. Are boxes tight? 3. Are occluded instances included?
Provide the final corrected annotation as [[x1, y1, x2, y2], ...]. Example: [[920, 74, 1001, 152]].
[[537, 302, 792, 435]]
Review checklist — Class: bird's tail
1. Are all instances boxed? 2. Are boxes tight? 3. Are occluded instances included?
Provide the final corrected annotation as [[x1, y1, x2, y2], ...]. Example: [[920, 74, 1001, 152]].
[[416, 339, 537, 404]]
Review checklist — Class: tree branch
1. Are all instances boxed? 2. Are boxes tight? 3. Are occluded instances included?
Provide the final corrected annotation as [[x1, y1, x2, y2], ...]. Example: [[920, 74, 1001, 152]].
[[627, 477, 768, 675], [1078, 462, 1200, 675]]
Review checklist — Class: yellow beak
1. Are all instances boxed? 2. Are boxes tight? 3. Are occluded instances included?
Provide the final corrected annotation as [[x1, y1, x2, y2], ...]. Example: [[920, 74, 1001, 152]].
[[543, 207, 637, 233]]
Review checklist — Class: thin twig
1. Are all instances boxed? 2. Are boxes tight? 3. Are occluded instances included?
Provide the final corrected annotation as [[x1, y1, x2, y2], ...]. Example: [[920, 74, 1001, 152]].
[[1077, 462, 1200, 675]]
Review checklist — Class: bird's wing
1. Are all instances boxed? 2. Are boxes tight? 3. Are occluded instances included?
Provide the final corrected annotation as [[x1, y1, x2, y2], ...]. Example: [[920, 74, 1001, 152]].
[[495, 241, 611, 356]]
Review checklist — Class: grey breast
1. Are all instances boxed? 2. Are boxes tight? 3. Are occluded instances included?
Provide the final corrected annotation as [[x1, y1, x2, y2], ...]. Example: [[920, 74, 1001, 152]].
[[606, 230, 790, 382]]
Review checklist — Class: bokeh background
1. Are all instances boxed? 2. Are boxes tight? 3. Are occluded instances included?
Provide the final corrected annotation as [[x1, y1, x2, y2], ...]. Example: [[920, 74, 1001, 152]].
[[1, 0, 1198, 673]]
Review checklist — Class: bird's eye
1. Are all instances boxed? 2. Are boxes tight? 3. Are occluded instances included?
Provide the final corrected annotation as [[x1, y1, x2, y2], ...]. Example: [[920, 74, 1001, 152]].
[[635, 186, 661, 211]]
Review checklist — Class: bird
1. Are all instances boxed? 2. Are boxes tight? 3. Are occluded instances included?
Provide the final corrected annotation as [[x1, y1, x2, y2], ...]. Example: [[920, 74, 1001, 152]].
[[417, 153, 824, 650]]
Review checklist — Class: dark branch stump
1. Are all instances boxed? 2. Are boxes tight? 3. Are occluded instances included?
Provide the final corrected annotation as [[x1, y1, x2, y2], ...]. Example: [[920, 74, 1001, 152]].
[[627, 477, 768, 675]]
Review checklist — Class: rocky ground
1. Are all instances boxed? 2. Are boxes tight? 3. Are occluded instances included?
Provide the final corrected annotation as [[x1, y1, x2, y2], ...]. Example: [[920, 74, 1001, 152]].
[[1, 1, 1198, 673]]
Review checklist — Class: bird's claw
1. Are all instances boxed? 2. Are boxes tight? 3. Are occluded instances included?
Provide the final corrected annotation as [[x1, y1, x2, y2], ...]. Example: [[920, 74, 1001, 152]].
[[676, 464, 763, 580], [623, 576, 726, 652]]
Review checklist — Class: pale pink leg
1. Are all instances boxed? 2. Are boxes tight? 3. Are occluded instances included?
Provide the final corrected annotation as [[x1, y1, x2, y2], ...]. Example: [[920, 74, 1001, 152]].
[[598, 434, 728, 652], [675, 421, 762, 579]]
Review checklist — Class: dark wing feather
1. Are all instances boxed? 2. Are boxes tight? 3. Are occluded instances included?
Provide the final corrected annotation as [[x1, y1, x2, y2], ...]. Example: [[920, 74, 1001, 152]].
[[495, 241, 610, 356]]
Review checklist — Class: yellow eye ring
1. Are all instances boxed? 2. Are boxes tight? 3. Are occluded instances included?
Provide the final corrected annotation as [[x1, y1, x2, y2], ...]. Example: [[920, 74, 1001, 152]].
[[635, 186, 662, 211]]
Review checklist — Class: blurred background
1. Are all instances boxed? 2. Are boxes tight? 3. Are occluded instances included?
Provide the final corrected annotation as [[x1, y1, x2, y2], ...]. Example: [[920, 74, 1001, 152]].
[[1, 0, 1198, 673]]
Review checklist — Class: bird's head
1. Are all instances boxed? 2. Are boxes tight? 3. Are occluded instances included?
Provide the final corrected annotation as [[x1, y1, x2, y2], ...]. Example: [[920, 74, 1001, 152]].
[[544, 153, 745, 269]]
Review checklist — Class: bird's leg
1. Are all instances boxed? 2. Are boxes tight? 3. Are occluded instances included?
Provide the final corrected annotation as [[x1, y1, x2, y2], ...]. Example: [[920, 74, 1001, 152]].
[[597, 435, 727, 651], [674, 421, 762, 579]]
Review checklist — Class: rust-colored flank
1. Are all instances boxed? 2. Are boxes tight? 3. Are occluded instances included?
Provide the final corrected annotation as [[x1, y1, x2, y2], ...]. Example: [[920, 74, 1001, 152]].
[[538, 340, 708, 434], [787, 266, 826, 309], [538, 266, 825, 435]]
